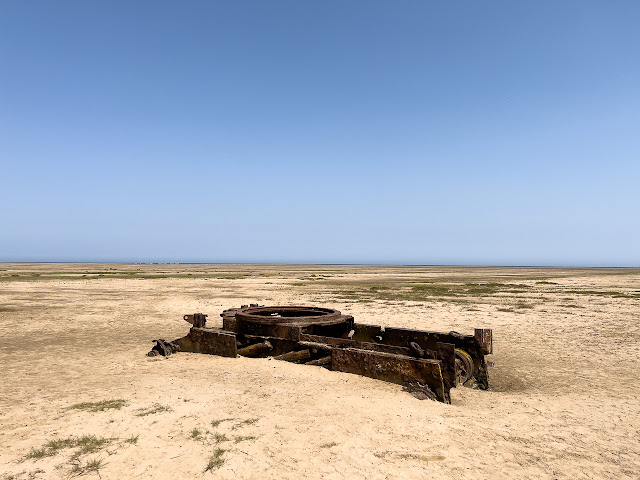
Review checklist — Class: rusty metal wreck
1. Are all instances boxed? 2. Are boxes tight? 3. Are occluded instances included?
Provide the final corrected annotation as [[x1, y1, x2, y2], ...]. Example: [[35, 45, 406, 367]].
[[148, 305, 493, 404]]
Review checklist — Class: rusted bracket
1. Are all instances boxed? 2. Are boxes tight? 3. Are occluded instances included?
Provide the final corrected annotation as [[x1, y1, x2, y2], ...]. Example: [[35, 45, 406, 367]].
[[183, 313, 208, 328]]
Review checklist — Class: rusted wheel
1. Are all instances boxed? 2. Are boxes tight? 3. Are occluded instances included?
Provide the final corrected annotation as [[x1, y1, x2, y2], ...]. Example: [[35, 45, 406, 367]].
[[455, 348, 474, 385]]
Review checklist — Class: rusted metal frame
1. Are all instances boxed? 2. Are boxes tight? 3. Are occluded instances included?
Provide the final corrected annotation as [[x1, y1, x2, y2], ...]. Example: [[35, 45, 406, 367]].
[[354, 323, 485, 365], [175, 327, 237, 357], [353, 323, 484, 356], [152, 304, 492, 403], [331, 348, 448, 403], [346, 326, 459, 390]]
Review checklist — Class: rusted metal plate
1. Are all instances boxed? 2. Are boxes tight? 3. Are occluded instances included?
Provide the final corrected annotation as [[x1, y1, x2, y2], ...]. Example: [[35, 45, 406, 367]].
[[331, 348, 447, 403], [236, 321, 302, 341], [474, 328, 493, 355], [176, 327, 237, 357], [434, 342, 456, 392]]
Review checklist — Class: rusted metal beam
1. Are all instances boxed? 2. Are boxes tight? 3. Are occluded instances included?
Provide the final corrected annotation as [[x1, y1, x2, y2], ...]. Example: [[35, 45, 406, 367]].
[[274, 349, 311, 363], [237, 340, 273, 357], [240, 335, 308, 356], [305, 356, 332, 366], [300, 334, 413, 356]]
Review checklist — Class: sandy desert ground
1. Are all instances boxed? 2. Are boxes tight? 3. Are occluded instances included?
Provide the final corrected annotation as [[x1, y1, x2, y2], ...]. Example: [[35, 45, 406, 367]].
[[0, 263, 638, 479]]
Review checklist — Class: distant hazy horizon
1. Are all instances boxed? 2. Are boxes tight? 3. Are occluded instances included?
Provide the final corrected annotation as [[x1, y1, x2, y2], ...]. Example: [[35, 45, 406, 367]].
[[2, 260, 638, 268]]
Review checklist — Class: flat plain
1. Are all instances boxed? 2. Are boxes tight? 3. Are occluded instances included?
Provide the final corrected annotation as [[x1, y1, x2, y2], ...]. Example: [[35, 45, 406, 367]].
[[0, 263, 638, 479]]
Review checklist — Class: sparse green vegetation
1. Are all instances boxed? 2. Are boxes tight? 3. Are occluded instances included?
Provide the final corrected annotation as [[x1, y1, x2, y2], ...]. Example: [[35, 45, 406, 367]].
[[564, 290, 640, 299], [204, 448, 227, 473], [0, 269, 277, 283], [85, 458, 104, 472], [124, 435, 139, 444], [317, 281, 538, 305], [70, 458, 104, 477], [75, 435, 111, 454], [135, 404, 171, 417], [211, 418, 234, 428], [232, 418, 258, 429], [234, 435, 257, 444], [213, 433, 229, 443], [190, 428, 203, 440], [25, 435, 111, 460], [69, 399, 127, 412], [24, 448, 48, 460]]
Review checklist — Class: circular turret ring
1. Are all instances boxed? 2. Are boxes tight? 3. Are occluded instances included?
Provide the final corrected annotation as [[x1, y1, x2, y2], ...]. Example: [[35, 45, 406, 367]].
[[235, 305, 348, 327]]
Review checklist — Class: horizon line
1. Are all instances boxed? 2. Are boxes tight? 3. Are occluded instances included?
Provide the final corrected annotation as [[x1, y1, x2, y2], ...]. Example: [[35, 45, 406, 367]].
[[1, 260, 639, 269]]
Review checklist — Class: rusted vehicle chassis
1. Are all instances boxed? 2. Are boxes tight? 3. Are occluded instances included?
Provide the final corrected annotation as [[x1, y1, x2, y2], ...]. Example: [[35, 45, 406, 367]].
[[149, 305, 492, 403]]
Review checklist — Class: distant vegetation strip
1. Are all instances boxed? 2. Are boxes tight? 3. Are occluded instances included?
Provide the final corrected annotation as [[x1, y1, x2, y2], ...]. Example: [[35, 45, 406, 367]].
[[299, 279, 640, 304], [0, 271, 280, 282]]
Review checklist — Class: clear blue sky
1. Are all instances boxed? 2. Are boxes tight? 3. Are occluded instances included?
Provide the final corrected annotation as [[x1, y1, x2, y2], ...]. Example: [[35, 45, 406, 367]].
[[1, 1, 638, 266]]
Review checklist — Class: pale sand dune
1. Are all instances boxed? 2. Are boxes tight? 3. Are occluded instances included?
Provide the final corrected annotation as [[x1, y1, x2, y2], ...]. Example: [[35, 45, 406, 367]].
[[0, 264, 638, 479]]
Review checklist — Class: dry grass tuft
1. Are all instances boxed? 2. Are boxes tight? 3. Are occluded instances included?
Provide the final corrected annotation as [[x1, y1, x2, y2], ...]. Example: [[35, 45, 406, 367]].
[[210, 418, 234, 428], [232, 418, 259, 430], [204, 448, 227, 473], [135, 404, 171, 417], [69, 399, 127, 412], [25, 435, 111, 460]]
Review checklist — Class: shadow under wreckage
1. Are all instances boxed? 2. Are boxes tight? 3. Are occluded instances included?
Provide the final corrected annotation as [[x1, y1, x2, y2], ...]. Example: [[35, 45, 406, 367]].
[[149, 305, 493, 403]]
